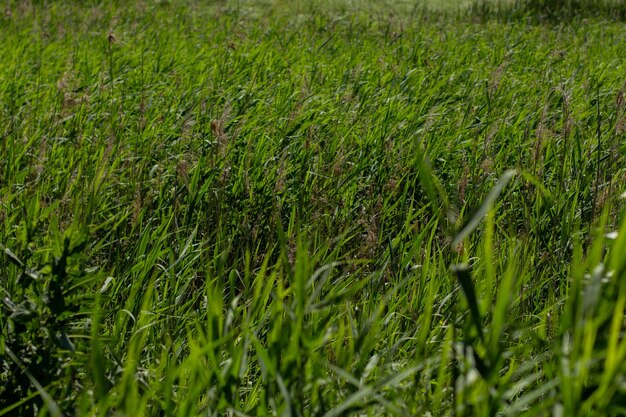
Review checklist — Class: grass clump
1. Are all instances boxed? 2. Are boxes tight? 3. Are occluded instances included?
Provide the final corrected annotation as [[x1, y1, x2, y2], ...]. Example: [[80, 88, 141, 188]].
[[1, 0, 626, 415]]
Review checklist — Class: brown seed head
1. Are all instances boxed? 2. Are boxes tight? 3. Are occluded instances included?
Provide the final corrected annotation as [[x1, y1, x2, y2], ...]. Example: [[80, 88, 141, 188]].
[[616, 91, 625, 111], [211, 119, 224, 138]]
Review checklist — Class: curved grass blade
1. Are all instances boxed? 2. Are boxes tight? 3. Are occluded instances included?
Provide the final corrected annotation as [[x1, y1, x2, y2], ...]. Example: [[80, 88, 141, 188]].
[[452, 169, 517, 247]]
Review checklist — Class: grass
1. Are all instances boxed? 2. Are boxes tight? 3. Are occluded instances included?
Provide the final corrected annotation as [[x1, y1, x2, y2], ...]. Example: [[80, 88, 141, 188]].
[[1, 0, 626, 415]]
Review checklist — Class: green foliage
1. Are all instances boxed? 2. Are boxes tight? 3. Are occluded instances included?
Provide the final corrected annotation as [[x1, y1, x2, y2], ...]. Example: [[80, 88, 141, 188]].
[[468, 0, 626, 21], [1, 220, 95, 416], [1, 0, 626, 415]]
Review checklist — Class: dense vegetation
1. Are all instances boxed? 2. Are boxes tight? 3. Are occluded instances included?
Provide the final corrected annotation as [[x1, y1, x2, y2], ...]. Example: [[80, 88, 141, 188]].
[[2, 0, 626, 415]]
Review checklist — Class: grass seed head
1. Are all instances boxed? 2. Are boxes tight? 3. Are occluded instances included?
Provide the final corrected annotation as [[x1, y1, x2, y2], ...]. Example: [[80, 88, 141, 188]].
[[489, 62, 507, 96]]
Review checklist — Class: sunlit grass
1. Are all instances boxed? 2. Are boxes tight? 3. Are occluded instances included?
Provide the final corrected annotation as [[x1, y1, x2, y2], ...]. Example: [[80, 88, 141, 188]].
[[1, 0, 626, 416]]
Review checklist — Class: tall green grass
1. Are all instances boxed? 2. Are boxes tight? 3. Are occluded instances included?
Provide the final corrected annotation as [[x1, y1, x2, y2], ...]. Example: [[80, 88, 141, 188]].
[[1, 0, 626, 415]]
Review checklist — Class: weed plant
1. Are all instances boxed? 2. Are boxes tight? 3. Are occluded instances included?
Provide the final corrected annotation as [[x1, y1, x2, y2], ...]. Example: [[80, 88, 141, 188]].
[[2, 0, 626, 415]]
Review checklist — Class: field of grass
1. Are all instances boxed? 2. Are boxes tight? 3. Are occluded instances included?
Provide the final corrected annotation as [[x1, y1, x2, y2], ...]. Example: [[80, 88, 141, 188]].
[[2, 0, 626, 416]]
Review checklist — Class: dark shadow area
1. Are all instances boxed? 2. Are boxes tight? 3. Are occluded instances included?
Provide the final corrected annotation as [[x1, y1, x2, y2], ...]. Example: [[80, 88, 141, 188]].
[[464, 0, 626, 23]]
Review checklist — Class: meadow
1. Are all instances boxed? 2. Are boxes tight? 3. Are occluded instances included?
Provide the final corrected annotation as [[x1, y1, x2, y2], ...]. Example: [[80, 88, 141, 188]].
[[2, 0, 626, 415]]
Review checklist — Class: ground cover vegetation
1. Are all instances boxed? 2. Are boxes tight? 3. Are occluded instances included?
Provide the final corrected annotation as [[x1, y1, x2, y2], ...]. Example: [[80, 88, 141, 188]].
[[2, 0, 626, 415]]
